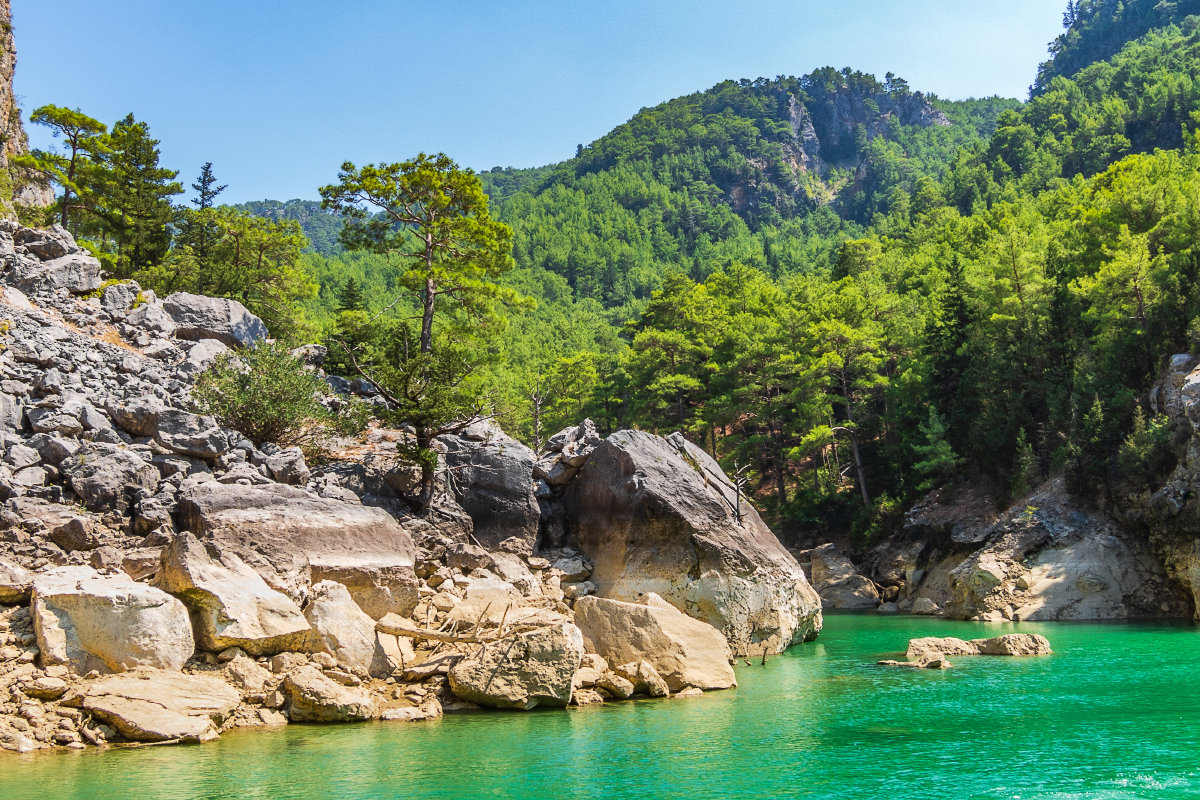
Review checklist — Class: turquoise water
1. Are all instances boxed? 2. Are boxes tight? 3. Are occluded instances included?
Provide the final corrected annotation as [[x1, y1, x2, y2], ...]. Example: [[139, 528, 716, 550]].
[[4, 614, 1200, 800]]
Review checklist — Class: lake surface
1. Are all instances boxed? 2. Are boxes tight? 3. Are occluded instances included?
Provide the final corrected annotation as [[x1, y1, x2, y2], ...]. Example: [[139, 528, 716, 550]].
[[3, 613, 1199, 800]]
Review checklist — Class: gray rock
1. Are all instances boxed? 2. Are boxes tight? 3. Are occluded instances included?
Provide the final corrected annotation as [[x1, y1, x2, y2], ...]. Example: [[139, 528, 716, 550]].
[[563, 430, 822, 656], [163, 292, 268, 349], [264, 446, 310, 485], [101, 282, 140, 314], [10, 252, 101, 295], [125, 302, 176, 336], [60, 444, 159, 513], [14, 224, 74, 260], [106, 396, 166, 437], [154, 410, 230, 459]]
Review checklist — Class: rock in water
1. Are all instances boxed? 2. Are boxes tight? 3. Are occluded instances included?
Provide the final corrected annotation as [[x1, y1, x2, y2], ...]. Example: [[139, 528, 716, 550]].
[[906, 633, 1052, 658], [574, 594, 737, 691], [808, 543, 881, 609], [176, 481, 419, 619], [162, 292, 268, 349], [282, 665, 375, 722], [158, 533, 319, 656], [562, 430, 821, 654], [31, 566, 194, 673], [448, 622, 584, 710], [78, 670, 240, 742]]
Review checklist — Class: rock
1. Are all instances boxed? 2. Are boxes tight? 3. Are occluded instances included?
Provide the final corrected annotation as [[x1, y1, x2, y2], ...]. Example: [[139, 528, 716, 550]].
[[32, 566, 195, 673], [911, 597, 940, 615], [906, 634, 1052, 658], [177, 481, 418, 619], [22, 676, 69, 700], [158, 533, 319, 656], [105, 396, 166, 437], [10, 252, 101, 295], [282, 665, 375, 722], [14, 225, 74, 260], [264, 447, 310, 485], [877, 654, 952, 669], [125, 301, 177, 336], [179, 338, 229, 376], [0, 557, 32, 603], [808, 544, 881, 609], [101, 281, 140, 314], [438, 421, 540, 553], [153, 410, 230, 459], [574, 594, 736, 691], [60, 444, 158, 513], [613, 660, 671, 697], [448, 622, 584, 710], [303, 580, 392, 678], [573, 653, 608, 688], [973, 633, 1053, 655], [78, 670, 240, 742], [224, 654, 274, 694], [595, 672, 635, 699], [563, 430, 821, 655], [163, 292, 268, 349]]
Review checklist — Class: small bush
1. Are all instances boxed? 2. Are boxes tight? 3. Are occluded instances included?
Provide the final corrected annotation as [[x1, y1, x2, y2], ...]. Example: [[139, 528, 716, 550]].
[[192, 342, 366, 447]]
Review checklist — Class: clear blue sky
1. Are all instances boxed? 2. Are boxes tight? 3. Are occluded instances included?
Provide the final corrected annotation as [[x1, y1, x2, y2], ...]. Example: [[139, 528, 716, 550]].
[[13, 1, 1066, 204]]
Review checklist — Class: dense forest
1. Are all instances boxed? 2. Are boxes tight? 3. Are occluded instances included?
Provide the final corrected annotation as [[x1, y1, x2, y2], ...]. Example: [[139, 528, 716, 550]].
[[21, 1, 1200, 544]]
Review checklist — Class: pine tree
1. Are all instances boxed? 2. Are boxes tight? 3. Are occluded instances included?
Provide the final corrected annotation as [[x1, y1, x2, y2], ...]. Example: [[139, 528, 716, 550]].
[[338, 276, 366, 312], [191, 162, 227, 210]]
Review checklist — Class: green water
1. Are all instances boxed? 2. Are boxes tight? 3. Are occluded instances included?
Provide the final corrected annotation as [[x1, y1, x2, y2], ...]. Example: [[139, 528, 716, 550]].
[[3, 614, 1200, 800]]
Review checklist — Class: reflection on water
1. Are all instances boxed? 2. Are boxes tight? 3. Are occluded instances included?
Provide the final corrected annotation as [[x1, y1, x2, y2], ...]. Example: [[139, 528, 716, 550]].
[[3, 614, 1200, 800]]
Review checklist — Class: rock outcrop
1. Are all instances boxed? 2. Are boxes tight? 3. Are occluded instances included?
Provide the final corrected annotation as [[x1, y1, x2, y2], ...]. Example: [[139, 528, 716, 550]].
[[447, 621, 583, 710], [574, 594, 736, 691], [802, 544, 880, 609], [905, 633, 1052, 658], [162, 292, 268, 349], [563, 430, 821, 655]]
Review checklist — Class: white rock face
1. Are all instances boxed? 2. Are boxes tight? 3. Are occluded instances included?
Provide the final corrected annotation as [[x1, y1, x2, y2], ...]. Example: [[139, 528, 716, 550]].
[[31, 566, 194, 673], [158, 533, 319, 656], [573, 593, 737, 691], [304, 580, 392, 678]]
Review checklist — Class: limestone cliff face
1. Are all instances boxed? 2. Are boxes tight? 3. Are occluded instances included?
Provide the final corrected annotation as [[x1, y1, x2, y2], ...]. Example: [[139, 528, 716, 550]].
[[0, 0, 51, 213]]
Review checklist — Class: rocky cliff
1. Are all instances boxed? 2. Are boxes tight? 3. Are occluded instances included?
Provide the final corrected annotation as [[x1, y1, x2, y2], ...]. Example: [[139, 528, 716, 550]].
[[0, 221, 821, 752], [0, 1, 51, 213]]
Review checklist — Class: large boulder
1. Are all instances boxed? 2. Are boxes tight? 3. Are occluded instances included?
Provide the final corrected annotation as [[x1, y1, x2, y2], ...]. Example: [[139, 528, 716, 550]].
[[303, 580, 393, 678], [574, 594, 737, 691], [438, 420, 540, 553], [9, 251, 101, 295], [163, 292, 268, 349], [282, 665, 375, 722], [808, 544, 881, 609], [76, 670, 240, 743], [177, 481, 419, 619], [158, 532, 319, 656], [563, 430, 822, 655], [906, 633, 1052, 658], [447, 621, 583, 710], [60, 444, 159, 513], [32, 566, 194, 673]]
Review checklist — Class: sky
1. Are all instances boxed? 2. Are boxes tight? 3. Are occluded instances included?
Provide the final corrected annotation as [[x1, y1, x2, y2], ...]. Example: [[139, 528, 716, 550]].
[[13, 1, 1067, 204]]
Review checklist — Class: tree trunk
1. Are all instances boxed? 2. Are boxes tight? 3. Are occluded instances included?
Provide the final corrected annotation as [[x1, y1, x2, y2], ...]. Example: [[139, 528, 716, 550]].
[[841, 373, 871, 508], [415, 425, 435, 511], [421, 236, 436, 354]]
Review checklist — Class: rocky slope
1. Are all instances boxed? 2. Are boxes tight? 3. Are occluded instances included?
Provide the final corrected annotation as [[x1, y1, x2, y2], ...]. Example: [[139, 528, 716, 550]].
[[0, 222, 822, 752]]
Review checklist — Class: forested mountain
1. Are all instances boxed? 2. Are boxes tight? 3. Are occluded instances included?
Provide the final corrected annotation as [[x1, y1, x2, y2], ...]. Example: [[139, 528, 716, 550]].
[[1034, 0, 1200, 92], [30, 0, 1200, 545]]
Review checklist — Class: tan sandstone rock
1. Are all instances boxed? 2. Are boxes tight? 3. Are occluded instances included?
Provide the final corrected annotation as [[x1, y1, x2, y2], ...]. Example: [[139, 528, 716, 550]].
[[282, 665, 375, 722], [448, 622, 583, 710], [906, 633, 1051, 658], [76, 670, 240, 742], [563, 430, 821, 655], [158, 533, 319, 656], [32, 566, 194, 674], [574, 594, 736, 691], [304, 580, 393, 678]]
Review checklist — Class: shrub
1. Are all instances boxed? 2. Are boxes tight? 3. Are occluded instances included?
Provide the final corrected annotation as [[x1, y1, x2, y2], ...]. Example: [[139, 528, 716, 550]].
[[192, 342, 366, 447]]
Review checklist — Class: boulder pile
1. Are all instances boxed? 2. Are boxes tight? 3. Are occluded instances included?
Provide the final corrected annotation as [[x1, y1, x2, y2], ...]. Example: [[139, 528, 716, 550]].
[[0, 219, 826, 753]]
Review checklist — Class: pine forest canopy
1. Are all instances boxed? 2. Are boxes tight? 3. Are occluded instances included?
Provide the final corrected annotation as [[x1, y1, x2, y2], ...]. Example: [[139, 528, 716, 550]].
[[20, 0, 1200, 543]]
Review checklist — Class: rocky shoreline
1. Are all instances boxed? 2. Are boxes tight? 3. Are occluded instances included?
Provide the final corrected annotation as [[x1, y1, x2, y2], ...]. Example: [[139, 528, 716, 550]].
[[0, 221, 820, 753]]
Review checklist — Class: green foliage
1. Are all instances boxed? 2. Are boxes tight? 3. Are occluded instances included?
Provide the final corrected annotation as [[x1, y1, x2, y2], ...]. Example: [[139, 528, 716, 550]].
[[192, 342, 360, 448], [1117, 405, 1174, 489], [912, 408, 962, 491]]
